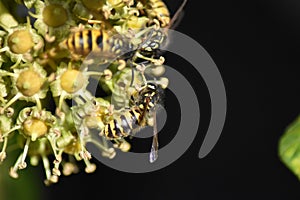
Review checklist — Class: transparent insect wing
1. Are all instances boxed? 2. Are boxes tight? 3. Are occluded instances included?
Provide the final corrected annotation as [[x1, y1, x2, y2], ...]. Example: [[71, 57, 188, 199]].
[[110, 68, 145, 110], [149, 110, 158, 163], [83, 51, 117, 71], [150, 138, 158, 163]]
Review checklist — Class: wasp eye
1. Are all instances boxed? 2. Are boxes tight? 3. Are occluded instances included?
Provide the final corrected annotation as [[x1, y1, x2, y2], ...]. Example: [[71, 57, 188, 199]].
[[147, 83, 157, 90]]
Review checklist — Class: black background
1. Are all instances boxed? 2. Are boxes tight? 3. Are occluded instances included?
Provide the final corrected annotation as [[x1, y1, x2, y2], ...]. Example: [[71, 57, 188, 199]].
[[41, 0, 300, 199]]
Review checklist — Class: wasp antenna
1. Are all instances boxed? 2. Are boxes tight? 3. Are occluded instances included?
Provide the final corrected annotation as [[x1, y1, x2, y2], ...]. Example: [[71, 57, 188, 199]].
[[167, 0, 188, 29]]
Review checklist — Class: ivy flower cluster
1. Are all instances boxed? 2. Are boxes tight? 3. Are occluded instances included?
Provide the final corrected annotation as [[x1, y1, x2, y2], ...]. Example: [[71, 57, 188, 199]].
[[0, 0, 170, 185]]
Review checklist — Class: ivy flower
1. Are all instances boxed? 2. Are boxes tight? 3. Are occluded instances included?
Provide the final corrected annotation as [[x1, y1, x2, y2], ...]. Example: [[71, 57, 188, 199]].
[[102, 0, 143, 25], [30, 0, 75, 43], [50, 62, 112, 111], [0, 111, 13, 163], [0, 62, 49, 112], [6, 106, 59, 185], [72, 0, 105, 24], [0, 19, 44, 67], [54, 128, 98, 176]]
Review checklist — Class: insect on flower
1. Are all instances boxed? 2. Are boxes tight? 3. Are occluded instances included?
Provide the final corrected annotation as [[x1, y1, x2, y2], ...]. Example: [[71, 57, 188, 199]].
[[100, 81, 165, 162], [0, 0, 186, 185]]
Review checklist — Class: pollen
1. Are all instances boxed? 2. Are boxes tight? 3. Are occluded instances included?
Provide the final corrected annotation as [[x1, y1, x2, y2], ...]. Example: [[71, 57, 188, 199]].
[[42, 4, 68, 27], [7, 30, 34, 54], [16, 70, 43, 97], [60, 69, 85, 93]]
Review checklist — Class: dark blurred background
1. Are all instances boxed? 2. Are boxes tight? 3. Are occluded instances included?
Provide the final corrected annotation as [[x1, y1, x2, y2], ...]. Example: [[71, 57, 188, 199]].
[[36, 0, 300, 199]]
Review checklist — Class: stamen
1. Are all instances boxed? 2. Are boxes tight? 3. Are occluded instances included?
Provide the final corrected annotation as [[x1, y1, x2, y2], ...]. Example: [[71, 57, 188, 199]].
[[52, 158, 61, 176], [9, 154, 23, 179], [5, 107, 14, 117], [0, 46, 9, 53], [62, 162, 78, 176], [34, 95, 42, 110], [117, 59, 126, 70], [10, 57, 22, 69], [83, 158, 96, 173], [19, 138, 30, 169], [28, 11, 42, 20], [58, 91, 67, 111], [87, 137, 116, 159], [46, 135, 60, 160], [0, 137, 7, 162], [1, 125, 21, 139], [101, 147, 116, 159], [0, 69, 17, 77], [0, 93, 22, 114], [42, 154, 52, 183], [114, 139, 131, 152]]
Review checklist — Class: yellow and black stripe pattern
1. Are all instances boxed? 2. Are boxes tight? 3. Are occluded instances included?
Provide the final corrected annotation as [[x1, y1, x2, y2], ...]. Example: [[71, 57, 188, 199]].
[[62, 29, 136, 58], [102, 83, 160, 139], [62, 29, 108, 57], [104, 108, 141, 139]]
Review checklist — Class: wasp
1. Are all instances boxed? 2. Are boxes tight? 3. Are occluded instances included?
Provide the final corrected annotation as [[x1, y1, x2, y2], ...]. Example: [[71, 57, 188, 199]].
[[141, 0, 170, 28], [129, 0, 188, 65], [61, 0, 186, 58], [100, 82, 163, 162], [71, 97, 132, 154], [60, 26, 135, 60]]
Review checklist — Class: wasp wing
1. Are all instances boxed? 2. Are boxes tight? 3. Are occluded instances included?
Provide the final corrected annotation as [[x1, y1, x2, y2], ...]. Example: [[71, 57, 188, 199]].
[[149, 110, 159, 163]]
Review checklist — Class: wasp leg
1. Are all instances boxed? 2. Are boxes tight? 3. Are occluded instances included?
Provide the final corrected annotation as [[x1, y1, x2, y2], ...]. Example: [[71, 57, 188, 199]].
[[134, 51, 165, 65]]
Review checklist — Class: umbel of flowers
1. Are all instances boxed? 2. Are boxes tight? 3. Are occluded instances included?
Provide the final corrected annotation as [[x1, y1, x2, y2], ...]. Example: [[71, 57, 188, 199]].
[[0, 0, 171, 185]]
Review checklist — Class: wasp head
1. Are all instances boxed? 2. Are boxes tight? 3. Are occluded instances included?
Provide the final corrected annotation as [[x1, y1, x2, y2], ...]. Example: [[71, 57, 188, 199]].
[[130, 83, 164, 110]]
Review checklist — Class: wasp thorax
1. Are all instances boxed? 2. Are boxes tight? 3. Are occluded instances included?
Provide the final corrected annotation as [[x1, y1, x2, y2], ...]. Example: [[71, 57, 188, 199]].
[[16, 70, 43, 97], [42, 4, 68, 27], [8, 30, 34, 54], [60, 69, 85, 93], [23, 118, 48, 141]]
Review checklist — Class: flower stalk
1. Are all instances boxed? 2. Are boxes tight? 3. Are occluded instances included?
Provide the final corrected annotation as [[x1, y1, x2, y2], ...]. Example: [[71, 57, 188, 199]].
[[0, 0, 172, 186]]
